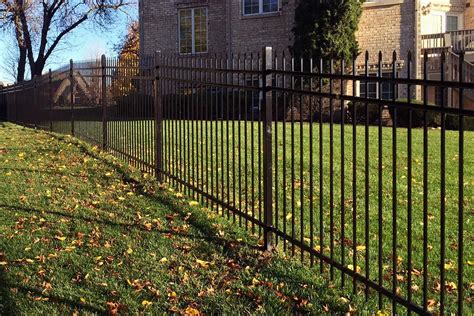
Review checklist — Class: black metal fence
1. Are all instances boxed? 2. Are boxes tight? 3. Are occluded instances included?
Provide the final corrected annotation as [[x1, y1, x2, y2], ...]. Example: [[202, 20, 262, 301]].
[[0, 48, 473, 315]]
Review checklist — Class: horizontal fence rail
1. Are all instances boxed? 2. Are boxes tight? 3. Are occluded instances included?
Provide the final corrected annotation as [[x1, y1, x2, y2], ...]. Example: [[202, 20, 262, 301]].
[[0, 48, 473, 315]]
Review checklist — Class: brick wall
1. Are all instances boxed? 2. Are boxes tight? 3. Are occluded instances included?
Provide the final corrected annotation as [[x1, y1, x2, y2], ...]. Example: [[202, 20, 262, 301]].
[[227, 0, 295, 54], [140, 0, 228, 56], [465, 0, 474, 28], [356, 1, 415, 71], [355, 1, 416, 98], [139, 0, 296, 56]]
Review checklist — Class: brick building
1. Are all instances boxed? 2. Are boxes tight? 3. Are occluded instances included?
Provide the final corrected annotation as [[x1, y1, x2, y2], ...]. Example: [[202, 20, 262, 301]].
[[139, 0, 474, 106]]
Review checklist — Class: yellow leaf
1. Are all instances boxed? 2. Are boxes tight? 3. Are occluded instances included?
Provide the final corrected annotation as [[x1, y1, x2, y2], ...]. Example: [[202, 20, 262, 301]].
[[252, 278, 261, 286], [168, 291, 177, 298], [347, 264, 361, 273], [0, 261, 8, 266], [184, 306, 200, 315], [64, 246, 76, 252], [159, 257, 168, 264], [189, 201, 199, 206], [467, 261, 474, 266], [80, 297, 86, 303], [286, 213, 292, 220], [196, 259, 210, 268], [118, 197, 125, 201], [142, 300, 152, 307], [356, 245, 366, 252], [444, 262, 455, 271], [94, 256, 102, 261], [55, 236, 66, 241], [175, 192, 184, 198], [25, 259, 34, 263], [126, 248, 133, 255], [339, 297, 350, 304], [375, 311, 390, 316], [397, 256, 403, 265], [105, 172, 112, 177]]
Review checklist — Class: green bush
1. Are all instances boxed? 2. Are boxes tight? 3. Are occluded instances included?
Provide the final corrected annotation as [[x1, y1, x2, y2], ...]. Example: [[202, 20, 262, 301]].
[[445, 114, 474, 131], [347, 101, 379, 124], [389, 99, 440, 128]]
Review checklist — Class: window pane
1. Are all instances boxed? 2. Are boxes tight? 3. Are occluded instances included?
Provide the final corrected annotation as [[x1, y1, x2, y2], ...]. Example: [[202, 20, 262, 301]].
[[179, 10, 192, 54], [263, 0, 278, 13], [360, 74, 377, 99], [194, 8, 208, 53], [244, 0, 259, 15], [381, 72, 395, 100], [446, 15, 458, 32]]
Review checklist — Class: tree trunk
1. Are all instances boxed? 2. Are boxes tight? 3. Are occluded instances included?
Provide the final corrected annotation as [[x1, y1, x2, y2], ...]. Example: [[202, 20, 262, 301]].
[[31, 58, 46, 78], [16, 46, 27, 82]]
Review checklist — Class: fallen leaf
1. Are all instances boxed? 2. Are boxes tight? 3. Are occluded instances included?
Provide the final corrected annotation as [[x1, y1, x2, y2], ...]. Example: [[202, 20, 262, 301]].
[[142, 300, 152, 307], [347, 264, 361, 273], [196, 259, 210, 268], [356, 245, 366, 252], [184, 306, 200, 315]]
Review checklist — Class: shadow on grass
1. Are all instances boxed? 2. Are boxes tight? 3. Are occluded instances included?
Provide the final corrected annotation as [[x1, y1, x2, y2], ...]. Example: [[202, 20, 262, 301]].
[[0, 268, 17, 315], [4, 132, 345, 313], [68, 138, 344, 311], [0, 204, 237, 248], [0, 281, 106, 315]]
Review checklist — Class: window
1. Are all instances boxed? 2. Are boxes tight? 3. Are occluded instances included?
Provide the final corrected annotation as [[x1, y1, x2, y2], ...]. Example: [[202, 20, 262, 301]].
[[179, 8, 208, 54], [243, 0, 279, 15], [435, 86, 445, 106], [446, 15, 459, 32], [246, 77, 261, 112], [360, 72, 397, 100]]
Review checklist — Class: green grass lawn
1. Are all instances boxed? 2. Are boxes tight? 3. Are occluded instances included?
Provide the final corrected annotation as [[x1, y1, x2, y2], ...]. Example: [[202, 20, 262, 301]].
[[48, 118, 474, 314], [0, 122, 361, 315]]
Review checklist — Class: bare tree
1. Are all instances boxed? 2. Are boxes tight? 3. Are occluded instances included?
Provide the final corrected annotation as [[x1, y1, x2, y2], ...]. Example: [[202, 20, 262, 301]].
[[0, 0, 130, 82]]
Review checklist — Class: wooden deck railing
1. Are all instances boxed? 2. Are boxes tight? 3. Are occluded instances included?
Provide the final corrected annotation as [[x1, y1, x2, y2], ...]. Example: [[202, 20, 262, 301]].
[[422, 29, 474, 53]]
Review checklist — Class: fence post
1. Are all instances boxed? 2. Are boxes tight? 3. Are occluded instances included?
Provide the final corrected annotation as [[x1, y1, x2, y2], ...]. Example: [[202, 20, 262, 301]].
[[70, 59, 74, 136], [262, 46, 273, 251], [49, 69, 53, 132], [154, 51, 163, 182], [33, 76, 37, 128], [101, 55, 108, 150]]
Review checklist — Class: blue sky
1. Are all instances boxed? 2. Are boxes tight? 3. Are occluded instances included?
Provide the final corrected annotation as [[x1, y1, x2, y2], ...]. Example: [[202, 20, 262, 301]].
[[0, 4, 138, 84]]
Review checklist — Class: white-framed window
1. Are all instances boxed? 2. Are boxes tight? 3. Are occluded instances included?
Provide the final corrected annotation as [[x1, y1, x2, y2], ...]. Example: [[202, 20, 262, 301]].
[[179, 7, 208, 55], [359, 72, 397, 100], [446, 14, 460, 32], [243, 0, 279, 16]]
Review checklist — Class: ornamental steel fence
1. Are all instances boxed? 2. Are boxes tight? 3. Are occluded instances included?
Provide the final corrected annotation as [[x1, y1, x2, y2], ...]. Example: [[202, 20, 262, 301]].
[[1, 47, 473, 315]]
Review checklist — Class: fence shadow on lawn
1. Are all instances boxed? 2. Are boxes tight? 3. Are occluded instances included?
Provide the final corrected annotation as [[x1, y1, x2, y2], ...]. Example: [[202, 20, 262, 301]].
[[0, 267, 17, 315], [0, 157, 343, 314]]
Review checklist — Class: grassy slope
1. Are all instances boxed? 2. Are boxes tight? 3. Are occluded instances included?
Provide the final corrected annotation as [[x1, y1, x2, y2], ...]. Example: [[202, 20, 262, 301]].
[[49, 119, 474, 313], [0, 122, 358, 315]]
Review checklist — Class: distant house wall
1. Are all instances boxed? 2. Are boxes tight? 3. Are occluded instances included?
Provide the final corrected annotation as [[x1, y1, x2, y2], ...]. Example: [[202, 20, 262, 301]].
[[355, 0, 417, 99], [139, 0, 296, 57], [227, 0, 296, 54]]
